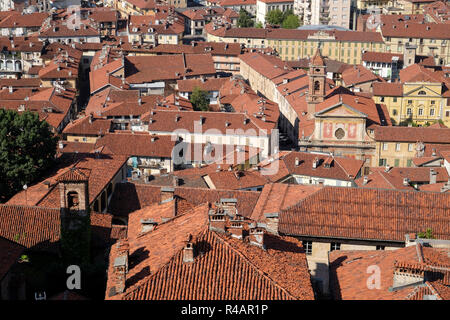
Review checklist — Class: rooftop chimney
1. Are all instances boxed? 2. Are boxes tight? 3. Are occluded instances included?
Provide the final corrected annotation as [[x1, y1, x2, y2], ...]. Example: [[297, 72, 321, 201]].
[[113, 240, 129, 294], [58, 141, 64, 149], [385, 164, 391, 172], [249, 223, 266, 250], [183, 234, 194, 263], [88, 113, 93, 124], [140, 218, 157, 233], [430, 168, 437, 184], [403, 177, 410, 186], [160, 186, 175, 203], [295, 157, 300, 166], [363, 176, 369, 185], [390, 261, 424, 292], [208, 203, 227, 233], [228, 214, 244, 239], [312, 157, 319, 169]]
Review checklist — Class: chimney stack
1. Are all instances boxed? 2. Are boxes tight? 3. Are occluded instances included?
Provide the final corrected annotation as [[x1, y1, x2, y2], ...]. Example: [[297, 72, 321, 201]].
[[403, 177, 410, 186], [390, 261, 424, 292], [228, 214, 244, 239], [140, 218, 157, 233], [89, 113, 93, 124], [160, 186, 175, 203], [208, 203, 227, 233], [248, 223, 266, 250], [312, 157, 319, 169], [183, 234, 194, 263], [430, 168, 437, 184], [295, 157, 300, 166], [113, 240, 129, 294], [363, 176, 369, 185], [385, 164, 391, 172]]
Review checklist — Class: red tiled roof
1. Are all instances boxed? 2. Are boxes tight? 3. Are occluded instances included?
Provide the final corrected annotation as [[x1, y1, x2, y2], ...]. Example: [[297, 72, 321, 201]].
[[0, 12, 48, 28], [400, 64, 449, 84], [240, 52, 292, 80], [374, 126, 450, 144], [7, 153, 127, 210], [373, 82, 403, 96], [94, 132, 177, 158], [0, 204, 114, 250], [107, 183, 261, 218], [258, 151, 364, 182], [362, 51, 403, 63], [250, 183, 322, 223], [125, 54, 216, 84], [63, 116, 112, 136], [177, 77, 228, 92], [204, 170, 267, 190], [381, 20, 450, 39], [279, 187, 450, 242], [56, 167, 90, 182], [143, 109, 274, 135], [342, 64, 384, 86], [107, 203, 314, 300]]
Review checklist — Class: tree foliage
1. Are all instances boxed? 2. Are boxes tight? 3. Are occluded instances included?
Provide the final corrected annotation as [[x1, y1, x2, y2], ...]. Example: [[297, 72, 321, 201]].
[[282, 14, 300, 29], [0, 109, 57, 201], [238, 9, 254, 28], [266, 9, 284, 25], [266, 9, 302, 29], [190, 87, 210, 111]]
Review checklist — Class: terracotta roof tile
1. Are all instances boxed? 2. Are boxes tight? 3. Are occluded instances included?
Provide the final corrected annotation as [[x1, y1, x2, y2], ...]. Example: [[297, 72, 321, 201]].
[[279, 186, 450, 242]]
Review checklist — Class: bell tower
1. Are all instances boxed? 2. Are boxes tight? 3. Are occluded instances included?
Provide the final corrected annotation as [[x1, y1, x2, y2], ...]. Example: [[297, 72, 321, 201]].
[[306, 49, 326, 118], [57, 167, 91, 264]]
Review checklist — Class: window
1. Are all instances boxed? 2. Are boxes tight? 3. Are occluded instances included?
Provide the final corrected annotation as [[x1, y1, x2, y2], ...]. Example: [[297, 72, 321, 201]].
[[431, 100, 435, 105], [408, 143, 414, 152], [376, 245, 385, 250], [407, 100, 413, 104], [380, 97, 384, 102], [302, 241, 312, 255], [418, 108, 423, 116], [335, 128, 345, 139], [430, 109, 435, 116], [396, 143, 400, 151], [383, 143, 388, 151], [393, 109, 398, 116], [67, 191, 80, 210], [407, 108, 412, 115], [393, 97, 397, 102], [330, 242, 341, 251], [379, 158, 387, 166], [394, 159, 400, 167], [407, 159, 412, 167], [418, 90, 426, 95]]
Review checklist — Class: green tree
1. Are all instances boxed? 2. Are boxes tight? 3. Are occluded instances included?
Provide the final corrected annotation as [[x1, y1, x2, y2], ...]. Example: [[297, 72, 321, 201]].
[[255, 21, 263, 28], [0, 110, 57, 202], [238, 9, 254, 28], [190, 87, 210, 111], [266, 9, 284, 25], [418, 228, 434, 239], [282, 14, 300, 29]]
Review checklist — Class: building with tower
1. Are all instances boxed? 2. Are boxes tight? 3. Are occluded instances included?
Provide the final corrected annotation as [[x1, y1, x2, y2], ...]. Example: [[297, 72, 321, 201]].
[[57, 167, 92, 264]]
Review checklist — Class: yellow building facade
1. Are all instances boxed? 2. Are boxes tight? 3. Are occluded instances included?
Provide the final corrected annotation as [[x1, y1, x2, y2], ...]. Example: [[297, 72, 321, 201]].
[[373, 82, 450, 126], [206, 28, 385, 64]]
